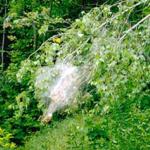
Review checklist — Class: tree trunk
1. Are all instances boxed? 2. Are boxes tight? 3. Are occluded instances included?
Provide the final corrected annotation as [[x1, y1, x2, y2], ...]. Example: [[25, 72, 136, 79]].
[[1, 0, 7, 70]]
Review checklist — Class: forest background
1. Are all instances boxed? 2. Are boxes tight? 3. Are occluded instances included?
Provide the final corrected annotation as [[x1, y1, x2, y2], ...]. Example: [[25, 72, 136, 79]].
[[0, 0, 150, 149]]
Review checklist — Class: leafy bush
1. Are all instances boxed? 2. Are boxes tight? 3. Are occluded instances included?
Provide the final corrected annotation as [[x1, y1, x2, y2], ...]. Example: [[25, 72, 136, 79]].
[[17, 0, 150, 116], [0, 127, 16, 149]]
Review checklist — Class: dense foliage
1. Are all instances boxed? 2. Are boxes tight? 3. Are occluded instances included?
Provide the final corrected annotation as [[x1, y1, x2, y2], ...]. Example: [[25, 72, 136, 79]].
[[0, 0, 150, 149]]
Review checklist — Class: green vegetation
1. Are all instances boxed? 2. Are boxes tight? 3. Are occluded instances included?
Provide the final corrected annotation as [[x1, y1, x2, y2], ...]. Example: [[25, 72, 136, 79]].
[[0, 0, 150, 149], [20, 95, 150, 150]]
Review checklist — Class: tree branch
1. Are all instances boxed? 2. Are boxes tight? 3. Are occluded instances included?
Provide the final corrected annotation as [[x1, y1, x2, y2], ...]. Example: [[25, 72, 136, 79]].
[[119, 14, 150, 42]]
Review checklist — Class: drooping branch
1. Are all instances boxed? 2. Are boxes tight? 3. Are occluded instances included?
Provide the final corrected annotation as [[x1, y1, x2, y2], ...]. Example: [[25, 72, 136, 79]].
[[28, 0, 148, 61]]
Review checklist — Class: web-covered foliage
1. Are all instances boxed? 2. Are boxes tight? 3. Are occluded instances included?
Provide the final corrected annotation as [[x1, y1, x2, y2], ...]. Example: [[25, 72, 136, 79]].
[[17, 0, 150, 117]]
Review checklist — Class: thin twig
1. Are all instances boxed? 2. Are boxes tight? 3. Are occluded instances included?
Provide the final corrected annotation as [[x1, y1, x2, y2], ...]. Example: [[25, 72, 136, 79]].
[[28, 33, 63, 59], [32, 22, 37, 51], [119, 14, 150, 42]]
